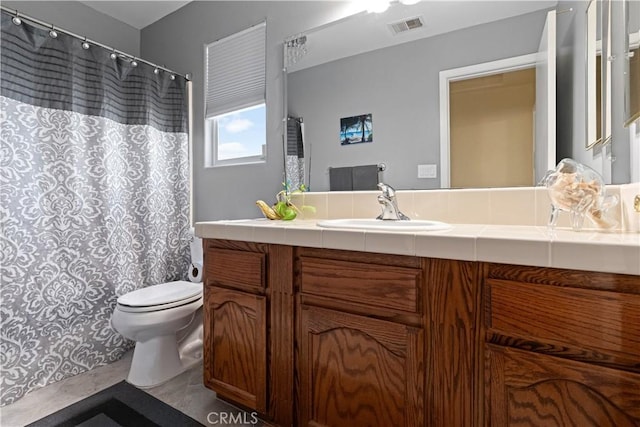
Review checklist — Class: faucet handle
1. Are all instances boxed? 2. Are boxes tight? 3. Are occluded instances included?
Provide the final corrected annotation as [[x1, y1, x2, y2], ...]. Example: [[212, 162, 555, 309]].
[[377, 182, 396, 198]]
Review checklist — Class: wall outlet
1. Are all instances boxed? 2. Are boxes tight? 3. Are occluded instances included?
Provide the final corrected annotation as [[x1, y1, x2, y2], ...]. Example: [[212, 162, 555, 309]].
[[418, 164, 437, 179]]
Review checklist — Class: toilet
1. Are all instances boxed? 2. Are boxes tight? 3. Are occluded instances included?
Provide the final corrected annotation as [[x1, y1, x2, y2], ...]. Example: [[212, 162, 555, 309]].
[[111, 282, 204, 388], [111, 233, 204, 388]]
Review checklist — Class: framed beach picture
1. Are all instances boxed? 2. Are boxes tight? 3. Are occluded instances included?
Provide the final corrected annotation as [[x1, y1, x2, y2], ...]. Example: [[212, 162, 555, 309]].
[[340, 113, 373, 145]]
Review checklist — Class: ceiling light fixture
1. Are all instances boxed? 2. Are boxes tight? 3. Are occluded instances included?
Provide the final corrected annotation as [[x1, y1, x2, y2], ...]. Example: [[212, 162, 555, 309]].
[[367, 0, 391, 13], [12, 14, 22, 25], [367, 0, 421, 13]]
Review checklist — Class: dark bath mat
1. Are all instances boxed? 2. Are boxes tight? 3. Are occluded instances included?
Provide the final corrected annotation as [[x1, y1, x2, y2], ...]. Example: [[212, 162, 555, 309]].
[[26, 381, 203, 427]]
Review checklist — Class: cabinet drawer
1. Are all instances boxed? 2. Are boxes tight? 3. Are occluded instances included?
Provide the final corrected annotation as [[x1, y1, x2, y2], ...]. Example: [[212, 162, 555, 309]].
[[205, 248, 265, 289], [300, 256, 421, 314], [486, 279, 640, 368]]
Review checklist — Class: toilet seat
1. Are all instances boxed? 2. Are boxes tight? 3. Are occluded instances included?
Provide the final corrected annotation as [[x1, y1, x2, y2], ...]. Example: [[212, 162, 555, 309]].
[[117, 281, 202, 313]]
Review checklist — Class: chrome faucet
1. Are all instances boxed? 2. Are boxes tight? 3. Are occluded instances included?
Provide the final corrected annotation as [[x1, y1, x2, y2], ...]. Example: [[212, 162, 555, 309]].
[[376, 183, 410, 221]]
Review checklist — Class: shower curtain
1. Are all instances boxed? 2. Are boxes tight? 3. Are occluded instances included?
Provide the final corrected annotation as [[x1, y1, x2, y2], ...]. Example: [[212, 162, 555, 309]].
[[286, 116, 305, 190], [0, 12, 190, 405]]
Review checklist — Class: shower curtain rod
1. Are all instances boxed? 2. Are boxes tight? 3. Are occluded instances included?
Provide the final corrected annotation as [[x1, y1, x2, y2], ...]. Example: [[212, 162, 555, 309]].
[[1, 6, 190, 81]]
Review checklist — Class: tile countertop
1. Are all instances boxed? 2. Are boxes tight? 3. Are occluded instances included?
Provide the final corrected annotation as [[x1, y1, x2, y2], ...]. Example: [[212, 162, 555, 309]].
[[195, 219, 640, 276]]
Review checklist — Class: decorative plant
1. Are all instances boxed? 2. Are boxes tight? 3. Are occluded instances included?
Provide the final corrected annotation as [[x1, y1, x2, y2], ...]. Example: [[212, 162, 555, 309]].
[[256, 182, 315, 221]]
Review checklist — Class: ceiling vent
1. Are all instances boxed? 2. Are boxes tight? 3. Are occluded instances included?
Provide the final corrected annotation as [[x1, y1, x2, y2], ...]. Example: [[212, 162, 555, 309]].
[[388, 16, 424, 35]]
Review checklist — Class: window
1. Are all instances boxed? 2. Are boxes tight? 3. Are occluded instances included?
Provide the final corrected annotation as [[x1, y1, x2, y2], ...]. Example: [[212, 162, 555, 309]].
[[205, 22, 266, 166]]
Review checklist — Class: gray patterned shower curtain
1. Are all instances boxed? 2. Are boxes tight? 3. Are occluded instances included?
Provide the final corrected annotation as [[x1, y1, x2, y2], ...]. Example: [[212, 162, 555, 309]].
[[0, 12, 190, 405]]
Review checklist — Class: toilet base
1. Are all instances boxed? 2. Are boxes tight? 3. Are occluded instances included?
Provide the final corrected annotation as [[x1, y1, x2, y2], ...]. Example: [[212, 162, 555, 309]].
[[127, 329, 203, 388]]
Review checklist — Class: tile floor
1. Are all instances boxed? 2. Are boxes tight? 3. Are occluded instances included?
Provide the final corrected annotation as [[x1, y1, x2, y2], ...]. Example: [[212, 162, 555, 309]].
[[0, 351, 265, 427]]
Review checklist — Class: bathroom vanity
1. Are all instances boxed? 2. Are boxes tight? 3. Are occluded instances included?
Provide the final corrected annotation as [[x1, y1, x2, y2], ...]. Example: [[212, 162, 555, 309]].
[[197, 214, 640, 427]]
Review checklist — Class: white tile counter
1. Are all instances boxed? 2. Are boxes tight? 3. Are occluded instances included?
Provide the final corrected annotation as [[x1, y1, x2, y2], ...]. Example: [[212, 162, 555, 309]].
[[195, 219, 640, 276]]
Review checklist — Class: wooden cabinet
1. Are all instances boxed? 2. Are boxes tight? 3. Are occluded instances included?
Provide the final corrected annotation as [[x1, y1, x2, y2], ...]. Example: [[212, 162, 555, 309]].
[[426, 258, 481, 427], [298, 305, 424, 426], [484, 264, 640, 427], [201, 239, 640, 427], [204, 286, 267, 412], [203, 240, 294, 426], [297, 248, 426, 426], [486, 344, 640, 426]]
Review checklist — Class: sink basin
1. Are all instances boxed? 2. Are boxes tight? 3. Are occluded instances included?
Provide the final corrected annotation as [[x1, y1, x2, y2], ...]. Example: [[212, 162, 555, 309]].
[[316, 218, 451, 232]]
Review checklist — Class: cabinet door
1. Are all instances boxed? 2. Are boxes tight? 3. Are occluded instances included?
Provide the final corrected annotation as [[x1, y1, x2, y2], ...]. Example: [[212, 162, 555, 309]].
[[204, 286, 267, 413], [486, 344, 640, 426], [299, 306, 424, 427]]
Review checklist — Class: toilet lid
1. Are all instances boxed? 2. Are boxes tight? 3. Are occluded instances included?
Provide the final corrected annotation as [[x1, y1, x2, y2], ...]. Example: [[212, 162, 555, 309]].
[[117, 281, 202, 307]]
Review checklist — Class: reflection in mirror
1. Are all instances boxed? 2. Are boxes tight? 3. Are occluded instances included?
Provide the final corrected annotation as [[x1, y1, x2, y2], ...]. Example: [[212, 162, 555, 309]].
[[585, 0, 603, 149], [284, 1, 557, 190], [624, 0, 640, 127], [448, 69, 537, 188], [439, 9, 556, 190], [623, 0, 640, 182]]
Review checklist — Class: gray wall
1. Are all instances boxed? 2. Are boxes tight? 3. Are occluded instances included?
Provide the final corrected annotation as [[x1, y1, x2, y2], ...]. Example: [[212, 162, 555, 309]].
[[288, 9, 551, 190], [141, 1, 355, 221], [2, 1, 140, 56]]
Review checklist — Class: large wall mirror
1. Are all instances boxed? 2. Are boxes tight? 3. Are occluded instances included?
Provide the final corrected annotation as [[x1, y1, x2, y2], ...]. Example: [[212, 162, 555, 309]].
[[283, 0, 637, 191], [284, 1, 557, 191]]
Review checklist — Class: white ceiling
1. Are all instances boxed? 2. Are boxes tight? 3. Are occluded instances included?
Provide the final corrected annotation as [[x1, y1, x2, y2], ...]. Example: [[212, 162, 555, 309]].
[[79, 1, 192, 29]]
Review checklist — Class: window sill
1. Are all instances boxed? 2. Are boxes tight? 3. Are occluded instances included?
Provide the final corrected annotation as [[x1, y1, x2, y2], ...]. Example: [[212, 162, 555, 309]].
[[206, 158, 266, 168]]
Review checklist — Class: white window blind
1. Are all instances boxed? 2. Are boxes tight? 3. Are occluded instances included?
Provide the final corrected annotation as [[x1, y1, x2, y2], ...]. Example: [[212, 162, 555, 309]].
[[205, 22, 266, 119]]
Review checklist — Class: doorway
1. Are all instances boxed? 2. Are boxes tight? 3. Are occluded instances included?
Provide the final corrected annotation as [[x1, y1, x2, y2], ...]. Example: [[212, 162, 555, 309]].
[[449, 68, 536, 188]]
